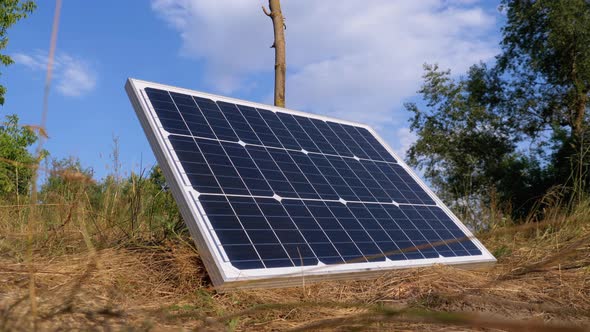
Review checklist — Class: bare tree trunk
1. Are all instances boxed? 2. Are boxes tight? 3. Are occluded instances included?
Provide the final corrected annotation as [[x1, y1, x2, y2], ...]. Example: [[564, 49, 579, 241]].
[[573, 92, 587, 140], [263, 0, 286, 108]]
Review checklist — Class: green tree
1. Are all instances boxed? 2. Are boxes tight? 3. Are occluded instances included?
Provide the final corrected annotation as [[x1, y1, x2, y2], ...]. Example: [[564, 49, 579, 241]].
[[498, 0, 590, 199], [0, 0, 36, 104], [406, 64, 549, 221], [498, 0, 590, 145], [143, 165, 183, 237], [0, 114, 38, 198], [40, 157, 95, 203], [406, 0, 590, 220], [0, 1, 37, 199]]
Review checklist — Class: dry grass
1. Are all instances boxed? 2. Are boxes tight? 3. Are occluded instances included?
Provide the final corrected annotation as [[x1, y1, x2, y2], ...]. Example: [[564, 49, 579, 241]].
[[0, 200, 589, 331]]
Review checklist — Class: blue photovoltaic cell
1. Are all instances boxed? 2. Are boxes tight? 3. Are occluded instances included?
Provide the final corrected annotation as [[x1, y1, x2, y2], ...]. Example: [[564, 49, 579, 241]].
[[168, 135, 434, 205], [143, 87, 482, 270], [200, 195, 481, 268]]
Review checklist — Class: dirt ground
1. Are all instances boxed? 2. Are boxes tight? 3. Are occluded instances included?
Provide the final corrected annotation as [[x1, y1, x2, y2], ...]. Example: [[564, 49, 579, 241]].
[[1, 230, 589, 331]]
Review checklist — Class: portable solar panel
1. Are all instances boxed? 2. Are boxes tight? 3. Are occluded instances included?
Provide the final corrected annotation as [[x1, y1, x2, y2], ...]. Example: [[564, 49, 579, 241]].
[[126, 78, 496, 288]]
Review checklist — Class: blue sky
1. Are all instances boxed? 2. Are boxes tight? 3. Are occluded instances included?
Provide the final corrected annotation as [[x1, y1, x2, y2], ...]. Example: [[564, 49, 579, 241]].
[[4, 0, 503, 180]]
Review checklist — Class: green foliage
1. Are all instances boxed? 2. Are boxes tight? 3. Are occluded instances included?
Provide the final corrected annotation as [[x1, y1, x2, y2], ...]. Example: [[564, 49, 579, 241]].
[[498, 0, 590, 140], [0, 0, 36, 105], [0, 114, 38, 198], [144, 165, 183, 236], [491, 245, 512, 259], [40, 157, 96, 202], [497, 0, 590, 183], [0, 1, 37, 199], [406, 63, 515, 198], [407, 1, 590, 221], [37, 160, 183, 246], [406, 64, 550, 220], [116, 166, 184, 238]]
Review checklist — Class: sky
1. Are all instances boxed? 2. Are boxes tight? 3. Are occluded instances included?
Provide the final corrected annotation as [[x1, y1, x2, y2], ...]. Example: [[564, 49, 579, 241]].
[[4, 0, 503, 180]]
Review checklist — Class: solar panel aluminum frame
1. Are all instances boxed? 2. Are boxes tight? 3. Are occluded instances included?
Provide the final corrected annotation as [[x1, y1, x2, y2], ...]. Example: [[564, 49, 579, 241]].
[[125, 78, 496, 289]]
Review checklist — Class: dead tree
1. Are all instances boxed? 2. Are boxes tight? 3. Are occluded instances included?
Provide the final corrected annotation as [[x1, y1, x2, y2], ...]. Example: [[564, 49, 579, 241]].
[[262, 0, 286, 107]]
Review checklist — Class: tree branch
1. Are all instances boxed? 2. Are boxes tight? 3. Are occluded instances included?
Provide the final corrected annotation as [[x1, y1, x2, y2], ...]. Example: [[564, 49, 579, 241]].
[[265, 0, 286, 107], [262, 5, 271, 17]]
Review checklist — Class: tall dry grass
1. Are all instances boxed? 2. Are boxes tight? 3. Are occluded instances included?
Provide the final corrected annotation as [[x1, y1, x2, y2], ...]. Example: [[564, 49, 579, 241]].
[[0, 157, 589, 330]]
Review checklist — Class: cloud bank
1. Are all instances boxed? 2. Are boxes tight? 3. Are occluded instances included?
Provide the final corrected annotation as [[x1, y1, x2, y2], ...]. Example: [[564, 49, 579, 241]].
[[151, 0, 499, 153], [13, 51, 97, 97]]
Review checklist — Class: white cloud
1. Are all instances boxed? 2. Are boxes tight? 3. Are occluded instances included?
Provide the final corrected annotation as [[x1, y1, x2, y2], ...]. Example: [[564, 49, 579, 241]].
[[12, 51, 97, 97], [54, 55, 97, 97], [151, 0, 498, 132], [13, 53, 46, 70], [393, 127, 418, 158]]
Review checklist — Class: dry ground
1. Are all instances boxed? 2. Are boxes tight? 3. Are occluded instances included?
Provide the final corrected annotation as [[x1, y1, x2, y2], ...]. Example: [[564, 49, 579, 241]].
[[1, 220, 589, 331]]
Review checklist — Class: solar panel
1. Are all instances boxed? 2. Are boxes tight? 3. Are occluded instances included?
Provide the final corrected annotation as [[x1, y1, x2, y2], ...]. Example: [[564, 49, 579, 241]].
[[126, 78, 495, 288]]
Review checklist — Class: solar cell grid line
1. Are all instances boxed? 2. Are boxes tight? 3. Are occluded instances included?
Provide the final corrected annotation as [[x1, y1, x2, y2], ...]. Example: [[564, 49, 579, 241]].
[[348, 202, 424, 260], [211, 105, 313, 199], [373, 203, 440, 259], [232, 107, 379, 206], [214, 128, 344, 266], [252, 109, 403, 205], [202, 137, 472, 262], [324, 155, 381, 202], [196, 144, 297, 268], [312, 153, 398, 204], [233, 146, 365, 264], [342, 158, 399, 203], [344, 124, 389, 161], [164, 91, 314, 268], [171, 105, 448, 213], [150, 89, 449, 215], [401, 206, 452, 257], [162, 93, 278, 267], [350, 125, 399, 163], [193, 102, 393, 265], [224, 196, 295, 268], [426, 206, 482, 255], [382, 163, 434, 204], [190, 97, 356, 265], [291, 117, 406, 204], [201, 102, 372, 205], [151, 84, 400, 165], [364, 160, 435, 205], [410, 205, 475, 256], [235, 104, 286, 149], [425, 205, 479, 255], [166, 89, 382, 168], [234, 105, 374, 206], [395, 206, 451, 257], [196, 195, 264, 270], [292, 200, 365, 265], [297, 117, 353, 158], [164, 92, 404, 174], [341, 123, 398, 163], [319, 201, 398, 262], [325, 121, 372, 160], [372, 203, 470, 259], [402, 205, 473, 256], [169, 91, 218, 140], [292, 116, 339, 156], [179, 97, 312, 269], [215, 102, 264, 146], [127, 78, 496, 289], [166, 99, 251, 196], [256, 107, 302, 151]]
